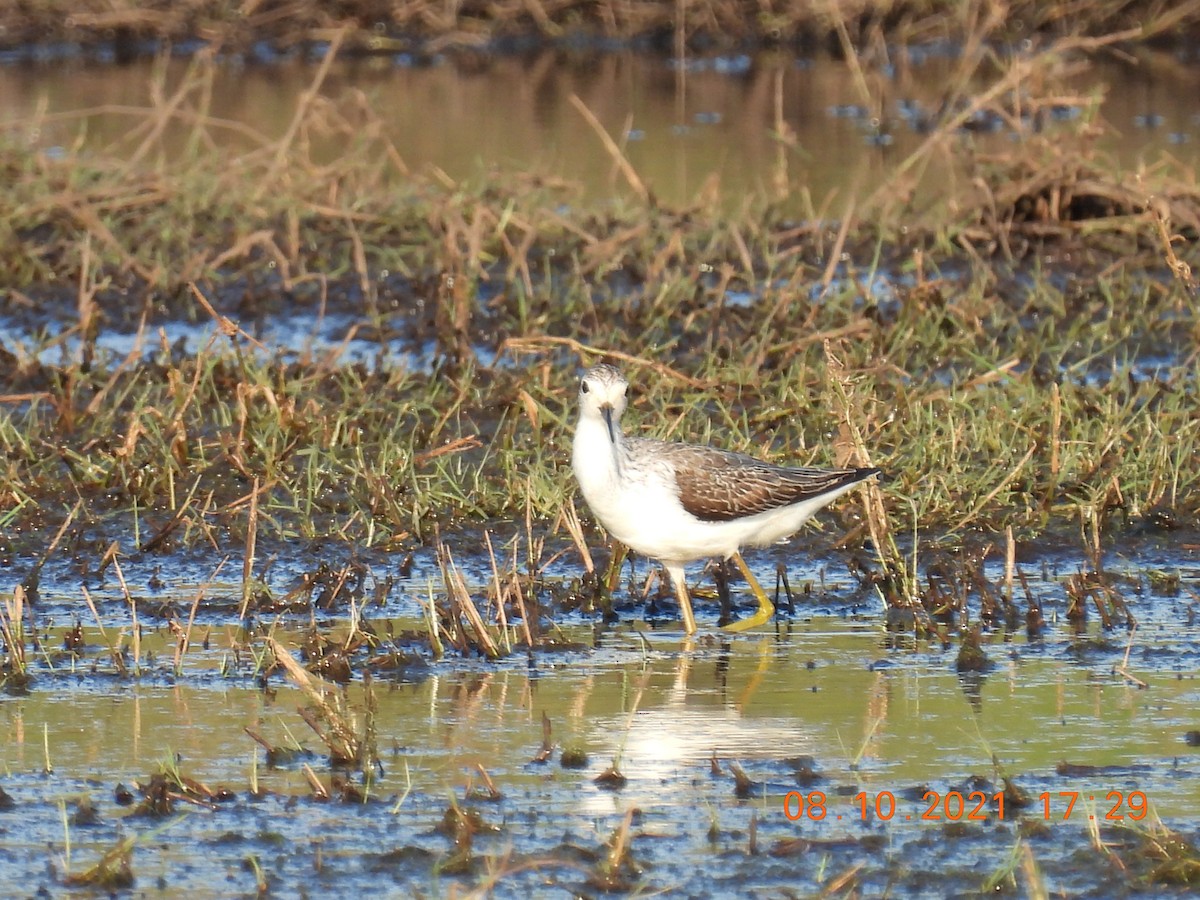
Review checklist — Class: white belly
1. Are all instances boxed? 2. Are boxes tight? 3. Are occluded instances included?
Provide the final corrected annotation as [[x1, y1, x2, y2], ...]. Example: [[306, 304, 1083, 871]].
[[572, 420, 858, 566]]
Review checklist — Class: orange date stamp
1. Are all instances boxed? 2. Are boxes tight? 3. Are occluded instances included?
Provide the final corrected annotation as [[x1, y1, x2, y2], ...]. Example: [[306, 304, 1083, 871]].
[[782, 789, 1149, 822]]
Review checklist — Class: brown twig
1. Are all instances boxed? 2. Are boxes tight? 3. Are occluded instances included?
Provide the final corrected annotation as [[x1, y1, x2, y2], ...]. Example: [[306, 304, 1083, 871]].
[[496, 336, 705, 386], [568, 93, 651, 204]]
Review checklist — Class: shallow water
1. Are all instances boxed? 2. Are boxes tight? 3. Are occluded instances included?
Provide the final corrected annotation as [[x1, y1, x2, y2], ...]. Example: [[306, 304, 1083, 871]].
[[5, 524, 1200, 892], [4, 613, 1199, 896], [2, 49, 1198, 211]]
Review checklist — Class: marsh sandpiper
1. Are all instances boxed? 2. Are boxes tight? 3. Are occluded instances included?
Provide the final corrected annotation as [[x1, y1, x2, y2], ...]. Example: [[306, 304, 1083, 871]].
[[572, 363, 881, 634]]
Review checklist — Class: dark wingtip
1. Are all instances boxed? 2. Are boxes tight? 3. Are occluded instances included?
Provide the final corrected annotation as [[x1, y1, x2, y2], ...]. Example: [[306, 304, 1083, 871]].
[[854, 466, 884, 483]]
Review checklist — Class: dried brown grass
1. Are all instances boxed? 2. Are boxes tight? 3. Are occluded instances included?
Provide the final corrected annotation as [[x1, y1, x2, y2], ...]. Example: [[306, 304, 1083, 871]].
[[4, 1, 1200, 51]]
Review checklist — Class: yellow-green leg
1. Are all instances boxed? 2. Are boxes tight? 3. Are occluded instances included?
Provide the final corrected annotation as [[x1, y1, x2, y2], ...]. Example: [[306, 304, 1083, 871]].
[[603, 542, 628, 595], [665, 563, 698, 635], [722, 552, 776, 633]]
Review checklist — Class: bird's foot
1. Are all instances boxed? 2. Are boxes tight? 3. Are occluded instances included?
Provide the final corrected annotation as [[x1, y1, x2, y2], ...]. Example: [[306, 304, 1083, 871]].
[[721, 597, 776, 633]]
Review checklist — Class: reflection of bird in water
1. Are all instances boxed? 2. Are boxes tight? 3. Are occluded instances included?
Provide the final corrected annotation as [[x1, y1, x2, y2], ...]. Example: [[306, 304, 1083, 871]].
[[573, 639, 815, 815]]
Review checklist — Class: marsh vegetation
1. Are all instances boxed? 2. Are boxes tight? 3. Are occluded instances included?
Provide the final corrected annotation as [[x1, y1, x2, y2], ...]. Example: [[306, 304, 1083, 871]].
[[1, 1, 1199, 895]]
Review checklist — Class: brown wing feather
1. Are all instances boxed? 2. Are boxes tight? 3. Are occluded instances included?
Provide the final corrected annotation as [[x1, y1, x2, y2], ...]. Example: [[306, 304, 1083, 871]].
[[659, 443, 879, 523]]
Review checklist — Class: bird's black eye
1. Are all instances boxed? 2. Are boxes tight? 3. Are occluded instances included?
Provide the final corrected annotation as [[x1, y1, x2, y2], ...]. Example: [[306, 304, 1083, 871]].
[[580, 380, 589, 394]]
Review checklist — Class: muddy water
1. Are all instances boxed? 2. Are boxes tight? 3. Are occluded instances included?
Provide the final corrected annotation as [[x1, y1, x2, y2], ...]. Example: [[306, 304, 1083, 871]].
[[2, 49, 1198, 210], [3, 580, 1200, 895]]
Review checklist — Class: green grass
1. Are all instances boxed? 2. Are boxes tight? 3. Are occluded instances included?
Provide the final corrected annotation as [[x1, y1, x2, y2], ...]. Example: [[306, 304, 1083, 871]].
[[1, 23, 1198, 564], [2, 257, 1196, 560]]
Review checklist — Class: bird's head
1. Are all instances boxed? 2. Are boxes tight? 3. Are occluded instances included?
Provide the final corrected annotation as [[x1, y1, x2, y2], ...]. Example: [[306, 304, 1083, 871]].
[[578, 364, 629, 443]]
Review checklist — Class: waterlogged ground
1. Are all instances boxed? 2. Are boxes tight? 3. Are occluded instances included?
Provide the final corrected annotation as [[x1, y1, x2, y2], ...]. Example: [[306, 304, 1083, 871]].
[[3, 25, 1200, 897], [2, 528, 1200, 896], [2, 274, 1199, 894]]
